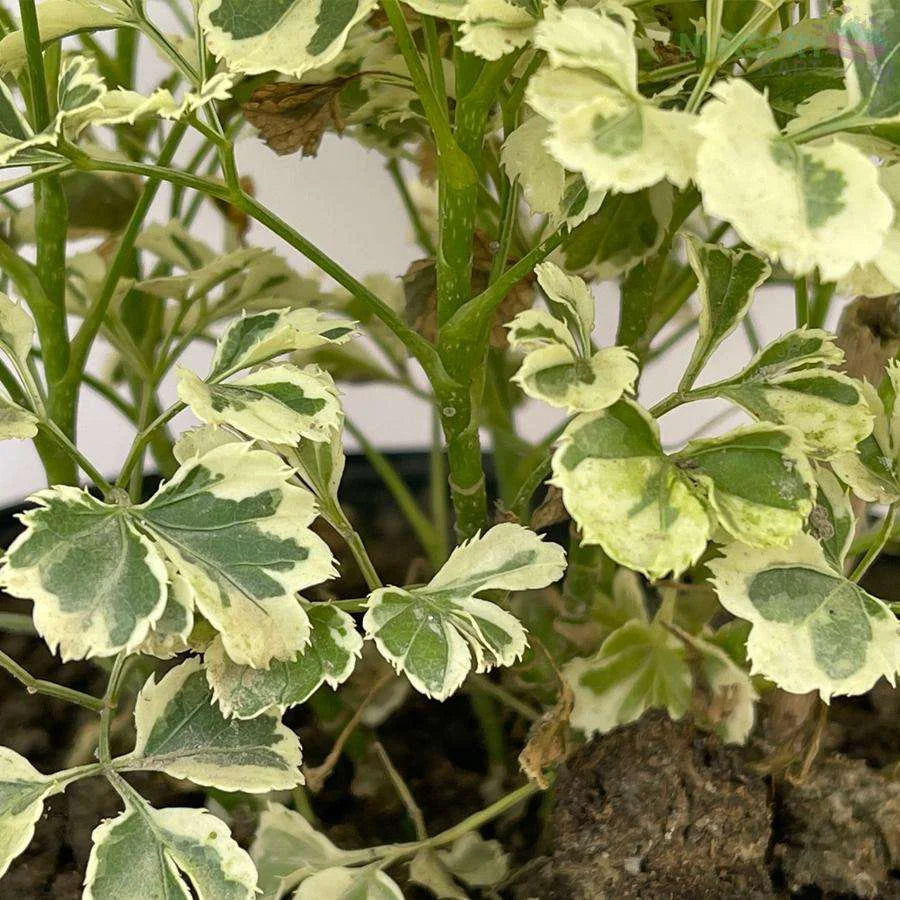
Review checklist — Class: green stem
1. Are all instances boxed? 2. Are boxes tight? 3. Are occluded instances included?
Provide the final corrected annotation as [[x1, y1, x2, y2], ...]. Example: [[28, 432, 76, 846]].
[[98, 652, 128, 765], [849, 504, 897, 584], [39, 419, 113, 492], [794, 276, 809, 327], [0, 648, 105, 711], [0, 612, 37, 635]]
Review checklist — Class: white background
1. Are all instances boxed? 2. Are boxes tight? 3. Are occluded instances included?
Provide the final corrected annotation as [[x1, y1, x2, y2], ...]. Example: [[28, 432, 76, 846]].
[[0, 19, 810, 507]]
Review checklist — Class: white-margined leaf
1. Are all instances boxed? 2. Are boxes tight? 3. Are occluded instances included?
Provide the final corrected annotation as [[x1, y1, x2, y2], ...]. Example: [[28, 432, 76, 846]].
[[458, 0, 539, 60], [199, 0, 378, 78], [832, 361, 900, 503], [682, 236, 771, 382], [709, 534, 898, 699], [0, 397, 37, 441], [695, 79, 893, 280], [178, 364, 342, 444], [551, 401, 711, 580], [252, 803, 353, 899], [500, 116, 566, 216], [285, 423, 346, 512], [119, 657, 303, 792], [363, 523, 565, 700], [534, 261, 594, 353], [0, 291, 34, 369], [0, 80, 58, 167], [136, 443, 336, 668], [839, 0, 900, 123], [403, 0, 465, 17], [173, 424, 240, 464], [211, 307, 355, 378], [83, 793, 257, 900], [206, 603, 362, 719], [137, 565, 195, 660], [736, 327, 845, 376], [0, 1, 131, 74], [0, 748, 55, 879], [809, 467, 856, 572], [672, 425, 817, 549], [295, 866, 404, 900], [564, 619, 692, 735], [0, 487, 169, 661]]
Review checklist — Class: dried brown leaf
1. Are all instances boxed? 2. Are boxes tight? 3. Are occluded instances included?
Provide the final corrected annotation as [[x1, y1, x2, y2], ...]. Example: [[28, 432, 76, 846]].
[[518, 681, 574, 789]]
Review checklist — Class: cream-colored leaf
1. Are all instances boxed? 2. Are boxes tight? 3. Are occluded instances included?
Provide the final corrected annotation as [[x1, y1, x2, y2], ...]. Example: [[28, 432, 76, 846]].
[[695, 79, 893, 280], [0, 291, 35, 367], [295, 866, 404, 900], [500, 116, 566, 216], [0, 396, 38, 441], [0, 748, 55, 879], [459, 0, 537, 60]]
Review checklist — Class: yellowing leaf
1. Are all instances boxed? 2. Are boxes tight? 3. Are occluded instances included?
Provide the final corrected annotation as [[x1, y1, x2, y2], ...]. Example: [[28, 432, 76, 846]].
[[206, 603, 362, 719], [551, 402, 711, 580], [120, 657, 303, 792], [364, 523, 565, 700], [695, 79, 893, 280], [199, 0, 378, 79], [84, 793, 257, 900], [0, 748, 55, 879], [177, 363, 342, 444], [709, 534, 899, 699]]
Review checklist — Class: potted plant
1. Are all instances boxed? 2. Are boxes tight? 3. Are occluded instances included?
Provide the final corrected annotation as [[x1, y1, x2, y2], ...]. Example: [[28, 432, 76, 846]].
[[0, 0, 898, 896]]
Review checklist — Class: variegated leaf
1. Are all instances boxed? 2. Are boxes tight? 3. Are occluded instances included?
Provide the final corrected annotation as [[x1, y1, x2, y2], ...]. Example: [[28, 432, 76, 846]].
[[682, 236, 771, 382], [459, 0, 538, 60], [0, 487, 169, 661], [285, 423, 346, 511], [363, 523, 565, 700], [206, 603, 362, 719], [500, 116, 566, 216], [403, 0, 465, 18], [551, 402, 711, 580], [199, 0, 378, 78], [295, 867, 404, 900], [0, 80, 58, 167], [83, 793, 257, 900], [0, 1, 131, 74], [0, 748, 55, 879], [136, 443, 336, 668], [832, 361, 900, 503], [534, 261, 594, 353], [252, 803, 352, 899], [564, 619, 692, 735], [511, 341, 639, 413], [672, 425, 816, 549], [709, 534, 899, 699], [809, 467, 856, 572], [695, 79, 893, 280], [0, 397, 37, 441], [119, 657, 303, 792], [137, 565, 195, 660], [211, 307, 355, 378], [177, 364, 341, 444], [0, 291, 34, 369]]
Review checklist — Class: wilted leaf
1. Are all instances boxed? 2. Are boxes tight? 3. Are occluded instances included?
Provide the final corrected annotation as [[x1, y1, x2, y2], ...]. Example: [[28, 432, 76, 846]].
[[709, 534, 899, 699], [518, 681, 573, 788], [364, 523, 565, 700], [809, 467, 855, 572], [119, 657, 303, 792], [84, 793, 257, 900]]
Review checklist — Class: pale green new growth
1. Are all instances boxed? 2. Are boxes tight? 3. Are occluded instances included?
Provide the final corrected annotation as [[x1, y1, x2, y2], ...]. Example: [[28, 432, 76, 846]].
[[121, 657, 304, 792], [709, 535, 899, 699], [364, 523, 565, 699]]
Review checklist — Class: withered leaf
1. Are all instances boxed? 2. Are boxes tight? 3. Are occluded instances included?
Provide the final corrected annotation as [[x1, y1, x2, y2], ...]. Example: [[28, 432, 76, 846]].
[[518, 681, 574, 789], [242, 79, 351, 157]]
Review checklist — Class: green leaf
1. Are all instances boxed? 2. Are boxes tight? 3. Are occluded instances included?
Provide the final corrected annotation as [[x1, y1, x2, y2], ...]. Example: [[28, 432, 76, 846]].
[[500, 116, 566, 216], [0, 748, 55, 879], [682, 236, 771, 382], [0, 487, 169, 661], [120, 657, 303, 792], [695, 79, 893, 280], [252, 803, 351, 899], [83, 793, 257, 900], [177, 363, 342, 444], [564, 619, 692, 735], [0, 291, 34, 369], [205, 603, 363, 719], [136, 443, 336, 668], [0, 396, 38, 441], [709, 534, 899, 699], [363, 523, 565, 700], [808, 466, 856, 572], [295, 867, 404, 900], [832, 361, 900, 503], [839, 0, 900, 122], [746, 15, 842, 73], [211, 307, 355, 378], [551, 401, 711, 580], [199, 0, 378, 78], [673, 425, 817, 549], [458, 0, 538, 60]]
